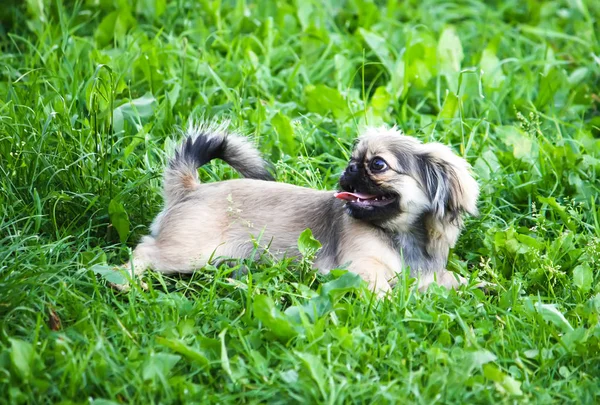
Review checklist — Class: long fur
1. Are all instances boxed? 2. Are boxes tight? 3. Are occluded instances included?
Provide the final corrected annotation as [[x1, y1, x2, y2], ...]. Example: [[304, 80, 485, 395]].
[[116, 125, 480, 296], [163, 122, 273, 205]]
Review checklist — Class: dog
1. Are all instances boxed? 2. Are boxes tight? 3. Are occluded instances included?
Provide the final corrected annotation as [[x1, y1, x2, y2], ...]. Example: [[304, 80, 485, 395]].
[[113, 123, 479, 296]]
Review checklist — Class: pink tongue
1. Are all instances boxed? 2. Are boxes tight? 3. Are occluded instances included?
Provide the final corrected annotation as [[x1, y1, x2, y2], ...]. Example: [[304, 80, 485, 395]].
[[334, 191, 377, 201]]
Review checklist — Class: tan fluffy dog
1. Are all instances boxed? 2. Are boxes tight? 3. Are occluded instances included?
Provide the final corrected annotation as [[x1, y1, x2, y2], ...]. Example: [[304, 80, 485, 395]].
[[114, 124, 479, 296]]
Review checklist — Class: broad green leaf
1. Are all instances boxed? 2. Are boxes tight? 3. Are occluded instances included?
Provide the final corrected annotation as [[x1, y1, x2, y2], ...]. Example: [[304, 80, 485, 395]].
[[483, 364, 523, 396], [197, 336, 221, 359], [501, 375, 524, 396], [497, 228, 530, 255], [108, 199, 130, 243], [439, 91, 459, 119], [155, 337, 210, 367], [94, 11, 118, 47], [330, 326, 353, 350], [280, 369, 299, 384], [142, 353, 181, 381], [304, 84, 348, 119], [91, 264, 128, 285], [296, 0, 313, 30], [404, 31, 437, 88], [468, 350, 497, 370], [297, 228, 322, 258], [113, 93, 157, 135], [253, 295, 299, 341], [536, 66, 567, 108], [516, 234, 544, 250], [480, 45, 506, 90], [136, 0, 166, 19], [112, 109, 124, 135], [114, 7, 136, 40], [473, 149, 501, 184], [588, 294, 600, 312], [438, 26, 464, 72], [167, 82, 181, 108], [359, 28, 395, 73], [438, 26, 464, 92], [123, 124, 152, 160], [568, 67, 588, 86], [80, 249, 107, 267], [271, 113, 296, 156], [93, 6, 135, 46], [320, 271, 362, 300], [505, 239, 529, 255], [561, 327, 587, 350], [305, 296, 332, 321], [370, 86, 391, 115], [26, 0, 44, 20], [334, 54, 353, 87], [390, 60, 406, 98], [407, 59, 433, 88], [496, 126, 539, 164], [295, 351, 326, 394], [573, 264, 593, 292], [219, 329, 234, 381], [9, 338, 34, 380], [285, 295, 332, 323], [534, 302, 573, 332], [523, 348, 554, 360]]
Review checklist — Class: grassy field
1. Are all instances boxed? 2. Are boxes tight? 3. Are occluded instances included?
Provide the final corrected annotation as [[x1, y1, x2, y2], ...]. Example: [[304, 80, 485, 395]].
[[1, 0, 600, 403]]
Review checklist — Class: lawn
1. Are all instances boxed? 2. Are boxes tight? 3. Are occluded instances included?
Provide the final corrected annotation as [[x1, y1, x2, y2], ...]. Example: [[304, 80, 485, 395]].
[[1, 0, 599, 403]]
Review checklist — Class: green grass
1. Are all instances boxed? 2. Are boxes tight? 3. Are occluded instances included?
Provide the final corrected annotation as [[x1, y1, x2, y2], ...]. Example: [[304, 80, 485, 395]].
[[1, 0, 600, 403]]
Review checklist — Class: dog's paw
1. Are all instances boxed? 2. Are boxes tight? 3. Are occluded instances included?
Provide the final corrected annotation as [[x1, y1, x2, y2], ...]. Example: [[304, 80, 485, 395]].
[[416, 270, 494, 294], [109, 279, 148, 292], [109, 281, 130, 292], [365, 279, 392, 301]]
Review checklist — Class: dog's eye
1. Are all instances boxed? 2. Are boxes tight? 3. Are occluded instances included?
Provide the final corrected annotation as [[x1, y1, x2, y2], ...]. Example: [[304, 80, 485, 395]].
[[370, 157, 388, 172]]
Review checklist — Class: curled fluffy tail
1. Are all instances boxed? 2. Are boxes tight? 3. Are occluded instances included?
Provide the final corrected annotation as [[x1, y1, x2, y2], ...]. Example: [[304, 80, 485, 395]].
[[164, 123, 273, 205]]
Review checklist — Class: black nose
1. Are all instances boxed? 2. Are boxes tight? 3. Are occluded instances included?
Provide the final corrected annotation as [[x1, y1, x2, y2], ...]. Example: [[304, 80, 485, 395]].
[[340, 162, 359, 191]]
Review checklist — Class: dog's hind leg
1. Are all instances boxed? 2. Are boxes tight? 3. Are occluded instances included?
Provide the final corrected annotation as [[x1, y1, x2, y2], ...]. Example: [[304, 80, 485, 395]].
[[111, 236, 158, 291]]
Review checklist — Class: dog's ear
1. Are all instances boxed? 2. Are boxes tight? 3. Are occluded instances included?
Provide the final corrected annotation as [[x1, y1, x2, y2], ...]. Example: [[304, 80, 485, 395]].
[[418, 143, 479, 227]]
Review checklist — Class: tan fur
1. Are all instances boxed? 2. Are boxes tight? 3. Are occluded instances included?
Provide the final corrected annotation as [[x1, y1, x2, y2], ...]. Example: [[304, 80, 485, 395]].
[[181, 174, 198, 191], [114, 125, 480, 296], [335, 223, 403, 293]]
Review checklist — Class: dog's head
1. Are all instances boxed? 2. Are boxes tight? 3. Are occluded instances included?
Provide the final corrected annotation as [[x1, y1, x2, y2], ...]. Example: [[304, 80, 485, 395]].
[[336, 127, 479, 245]]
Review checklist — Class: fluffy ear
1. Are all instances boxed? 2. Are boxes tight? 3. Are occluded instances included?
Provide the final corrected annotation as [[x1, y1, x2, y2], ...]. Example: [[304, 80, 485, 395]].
[[418, 143, 479, 225]]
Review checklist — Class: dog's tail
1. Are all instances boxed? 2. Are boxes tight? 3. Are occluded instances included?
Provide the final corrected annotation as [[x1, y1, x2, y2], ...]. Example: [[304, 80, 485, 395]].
[[163, 122, 274, 205]]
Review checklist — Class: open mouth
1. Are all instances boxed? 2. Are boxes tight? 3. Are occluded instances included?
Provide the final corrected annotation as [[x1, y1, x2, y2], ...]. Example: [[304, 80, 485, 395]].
[[334, 190, 397, 207]]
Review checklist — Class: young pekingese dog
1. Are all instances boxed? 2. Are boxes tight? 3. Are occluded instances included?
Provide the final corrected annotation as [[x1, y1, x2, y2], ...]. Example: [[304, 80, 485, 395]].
[[115, 123, 479, 296]]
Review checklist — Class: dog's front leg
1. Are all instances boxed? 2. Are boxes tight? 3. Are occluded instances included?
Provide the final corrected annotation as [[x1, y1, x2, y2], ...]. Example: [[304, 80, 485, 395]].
[[417, 269, 467, 291], [346, 257, 393, 298], [110, 262, 149, 292], [110, 240, 156, 292], [337, 229, 399, 298]]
